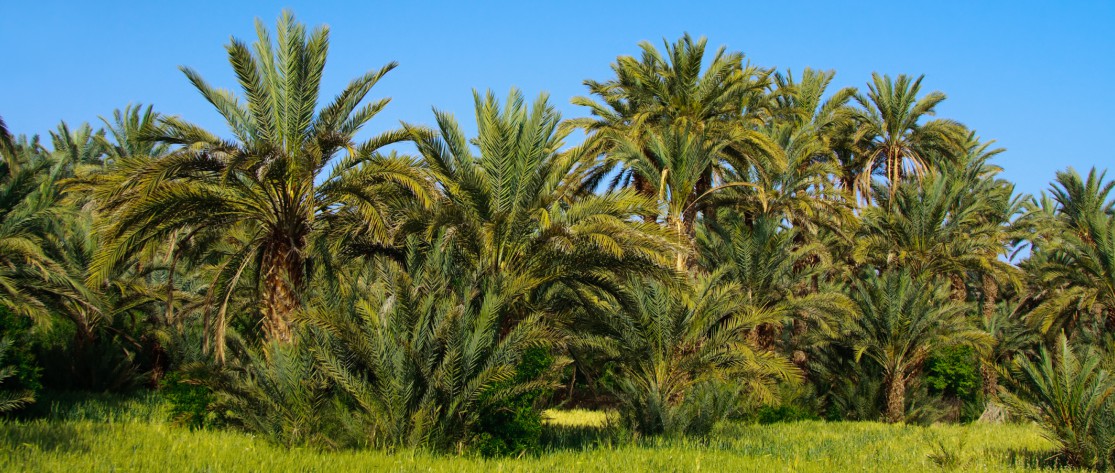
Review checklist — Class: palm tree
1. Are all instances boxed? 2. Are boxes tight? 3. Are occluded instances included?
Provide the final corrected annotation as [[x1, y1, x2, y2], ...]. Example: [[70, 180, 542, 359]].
[[569, 35, 780, 234], [0, 131, 76, 321], [1025, 168, 1115, 338], [406, 89, 677, 329], [852, 73, 965, 203], [93, 12, 430, 355], [840, 270, 989, 422], [596, 272, 797, 435], [855, 173, 1013, 301], [697, 214, 853, 357], [307, 236, 558, 450], [999, 334, 1115, 468]]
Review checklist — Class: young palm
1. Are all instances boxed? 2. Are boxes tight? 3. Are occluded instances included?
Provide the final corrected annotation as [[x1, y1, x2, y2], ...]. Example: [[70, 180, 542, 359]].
[[1000, 334, 1115, 468], [597, 272, 797, 435], [94, 12, 431, 349], [308, 237, 558, 450], [852, 73, 965, 203]]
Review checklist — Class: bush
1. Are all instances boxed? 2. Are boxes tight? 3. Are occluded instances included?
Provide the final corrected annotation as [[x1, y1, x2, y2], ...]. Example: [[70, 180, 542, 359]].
[[0, 307, 41, 401], [160, 371, 218, 429], [925, 346, 984, 422], [756, 404, 821, 424], [470, 347, 553, 457]]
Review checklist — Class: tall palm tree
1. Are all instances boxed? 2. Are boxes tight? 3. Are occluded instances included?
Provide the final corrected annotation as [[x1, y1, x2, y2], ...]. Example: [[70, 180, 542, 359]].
[[852, 73, 965, 203], [94, 12, 430, 354], [840, 270, 988, 422], [569, 35, 780, 231], [406, 89, 677, 330]]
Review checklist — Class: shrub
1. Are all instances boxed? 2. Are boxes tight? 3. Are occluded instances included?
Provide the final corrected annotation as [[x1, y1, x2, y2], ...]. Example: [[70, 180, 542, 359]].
[[0, 307, 40, 409], [470, 347, 554, 456], [160, 371, 218, 429], [925, 346, 984, 422]]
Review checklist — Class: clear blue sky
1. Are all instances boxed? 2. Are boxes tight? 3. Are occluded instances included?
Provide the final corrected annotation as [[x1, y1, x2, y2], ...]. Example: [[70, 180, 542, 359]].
[[1, 1, 1112, 198]]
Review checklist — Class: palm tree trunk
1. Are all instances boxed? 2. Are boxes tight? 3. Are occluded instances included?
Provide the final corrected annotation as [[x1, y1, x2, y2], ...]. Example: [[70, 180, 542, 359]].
[[981, 274, 998, 321], [949, 274, 966, 301], [261, 240, 302, 344], [633, 173, 657, 224], [886, 369, 906, 423]]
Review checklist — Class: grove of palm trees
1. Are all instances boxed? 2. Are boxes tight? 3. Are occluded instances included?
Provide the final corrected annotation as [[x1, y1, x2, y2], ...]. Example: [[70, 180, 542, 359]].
[[1, 11, 1113, 471]]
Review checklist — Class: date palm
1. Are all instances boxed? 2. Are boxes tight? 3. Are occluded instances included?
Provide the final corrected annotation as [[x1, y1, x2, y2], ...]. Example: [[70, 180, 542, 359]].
[[840, 270, 989, 422], [856, 172, 1013, 301], [852, 73, 965, 203], [597, 272, 797, 435], [93, 12, 430, 350], [1026, 168, 1115, 338], [406, 89, 677, 329], [569, 35, 780, 229]]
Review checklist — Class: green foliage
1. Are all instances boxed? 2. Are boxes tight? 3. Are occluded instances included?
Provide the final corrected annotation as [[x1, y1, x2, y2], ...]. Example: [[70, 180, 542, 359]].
[[0, 307, 41, 401], [925, 346, 984, 422], [307, 237, 561, 452], [595, 273, 797, 437], [0, 338, 35, 413], [471, 347, 554, 457], [159, 371, 217, 429], [1000, 334, 1115, 469]]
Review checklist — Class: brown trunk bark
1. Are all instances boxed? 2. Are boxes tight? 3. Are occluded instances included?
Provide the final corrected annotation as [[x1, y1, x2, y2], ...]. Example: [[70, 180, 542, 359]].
[[980, 362, 998, 398], [633, 173, 657, 224], [981, 274, 998, 322], [886, 369, 906, 423], [949, 274, 966, 302], [261, 240, 302, 344]]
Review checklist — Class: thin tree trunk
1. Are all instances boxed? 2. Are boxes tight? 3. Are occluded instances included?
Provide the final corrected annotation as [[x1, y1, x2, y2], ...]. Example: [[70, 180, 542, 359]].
[[886, 369, 906, 423]]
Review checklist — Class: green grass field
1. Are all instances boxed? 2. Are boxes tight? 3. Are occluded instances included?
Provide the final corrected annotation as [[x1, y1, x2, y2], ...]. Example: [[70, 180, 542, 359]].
[[0, 396, 1070, 472]]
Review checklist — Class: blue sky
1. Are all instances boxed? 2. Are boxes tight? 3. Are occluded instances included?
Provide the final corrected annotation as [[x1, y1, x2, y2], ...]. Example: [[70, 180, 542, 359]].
[[1, 1, 1112, 198]]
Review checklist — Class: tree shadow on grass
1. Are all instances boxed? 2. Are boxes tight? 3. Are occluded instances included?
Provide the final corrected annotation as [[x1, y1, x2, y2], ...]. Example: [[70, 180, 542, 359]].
[[993, 447, 1070, 470], [540, 423, 620, 452], [0, 422, 91, 454]]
